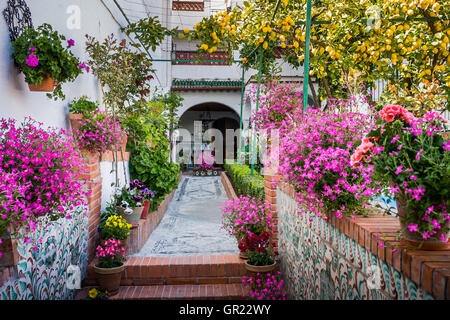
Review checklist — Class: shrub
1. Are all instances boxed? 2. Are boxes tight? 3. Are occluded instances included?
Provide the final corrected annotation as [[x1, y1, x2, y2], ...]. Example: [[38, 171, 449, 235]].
[[224, 163, 265, 200], [129, 143, 180, 203], [100, 215, 132, 241]]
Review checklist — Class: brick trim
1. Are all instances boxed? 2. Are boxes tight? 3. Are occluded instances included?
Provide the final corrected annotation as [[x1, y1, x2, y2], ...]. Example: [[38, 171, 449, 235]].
[[276, 181, 450, 300], [221, 172, 237, 201]]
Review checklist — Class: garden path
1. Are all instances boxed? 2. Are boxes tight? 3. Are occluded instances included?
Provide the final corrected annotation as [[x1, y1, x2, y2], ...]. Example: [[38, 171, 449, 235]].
[[132, 175, 238, 257]]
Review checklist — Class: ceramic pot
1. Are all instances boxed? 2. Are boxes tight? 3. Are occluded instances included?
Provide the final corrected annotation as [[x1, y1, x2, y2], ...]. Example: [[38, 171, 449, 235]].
[[28, 74, 55, 92], [93, 263, 125, 296]]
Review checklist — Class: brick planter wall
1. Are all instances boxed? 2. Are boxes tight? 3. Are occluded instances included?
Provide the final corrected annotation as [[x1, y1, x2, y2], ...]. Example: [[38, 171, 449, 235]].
[[267, 173, 450, 300], [126, 172, 183, 255]]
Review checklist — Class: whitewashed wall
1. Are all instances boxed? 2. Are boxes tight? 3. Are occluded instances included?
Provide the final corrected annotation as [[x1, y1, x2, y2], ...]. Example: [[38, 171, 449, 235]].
[[0, 0, 131, 210]]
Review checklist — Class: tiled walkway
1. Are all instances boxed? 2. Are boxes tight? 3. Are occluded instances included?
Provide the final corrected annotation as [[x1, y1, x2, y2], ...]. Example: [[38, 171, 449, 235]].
[[132, 176, 238, 257]]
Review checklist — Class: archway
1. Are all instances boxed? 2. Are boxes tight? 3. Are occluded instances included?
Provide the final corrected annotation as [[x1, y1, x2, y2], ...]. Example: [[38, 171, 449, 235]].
[[178, 102, 240, 169]]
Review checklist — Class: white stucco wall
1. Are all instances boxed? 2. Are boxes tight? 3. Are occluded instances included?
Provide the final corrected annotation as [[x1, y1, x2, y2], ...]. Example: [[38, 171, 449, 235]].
[[0, 0, 132, 210]]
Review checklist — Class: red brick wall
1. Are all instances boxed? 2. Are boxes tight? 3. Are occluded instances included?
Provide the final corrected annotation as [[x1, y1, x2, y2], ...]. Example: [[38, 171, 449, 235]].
[[263, 169, 280, 253], [80, 153, 102, 261]]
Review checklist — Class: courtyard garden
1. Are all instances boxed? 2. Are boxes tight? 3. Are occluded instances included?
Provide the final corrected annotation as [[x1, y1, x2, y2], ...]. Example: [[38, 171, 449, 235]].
[[0, 0, 449, 304]]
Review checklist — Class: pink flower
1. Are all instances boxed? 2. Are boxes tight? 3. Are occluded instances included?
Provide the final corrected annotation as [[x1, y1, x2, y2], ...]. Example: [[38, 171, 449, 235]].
[[29, 47, 37, 51], [394, 165, 403, 175], [415, 149, 424, 160], [444, 141, 449, 151], [26, 53, 39, 67], [67, 39, 75, 47], [408, 223, 418, 232]]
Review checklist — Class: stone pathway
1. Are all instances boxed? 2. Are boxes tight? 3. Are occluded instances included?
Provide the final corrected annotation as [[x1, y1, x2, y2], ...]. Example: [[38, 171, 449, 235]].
[[132, 176, 238, 257]]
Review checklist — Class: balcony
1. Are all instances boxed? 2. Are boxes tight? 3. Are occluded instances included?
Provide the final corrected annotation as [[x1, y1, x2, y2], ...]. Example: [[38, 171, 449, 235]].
[[172, 51, 231, 66], [172, 1, 204, 11]]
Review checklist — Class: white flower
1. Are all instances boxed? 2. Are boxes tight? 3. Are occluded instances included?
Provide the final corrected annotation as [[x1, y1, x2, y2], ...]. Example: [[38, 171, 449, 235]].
[[124, 207, 133, 215]]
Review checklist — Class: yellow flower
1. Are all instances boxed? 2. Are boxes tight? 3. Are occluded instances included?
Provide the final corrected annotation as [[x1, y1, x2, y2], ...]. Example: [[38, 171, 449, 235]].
[[242, 57, 247, 63], [183, 29, 189, 34], [88, 288, 98, 299]]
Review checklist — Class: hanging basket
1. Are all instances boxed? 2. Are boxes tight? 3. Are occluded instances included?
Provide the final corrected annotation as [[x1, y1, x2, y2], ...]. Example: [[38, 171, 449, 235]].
[[28, 74, 55, 92]]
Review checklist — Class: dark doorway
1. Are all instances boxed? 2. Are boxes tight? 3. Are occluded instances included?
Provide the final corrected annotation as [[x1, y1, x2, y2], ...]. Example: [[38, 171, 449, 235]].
[[212, 117, 240, 164]]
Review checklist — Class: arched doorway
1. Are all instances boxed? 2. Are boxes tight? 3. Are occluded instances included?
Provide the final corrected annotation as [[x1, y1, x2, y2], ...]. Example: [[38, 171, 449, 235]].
[[178, 102, 240, 169]]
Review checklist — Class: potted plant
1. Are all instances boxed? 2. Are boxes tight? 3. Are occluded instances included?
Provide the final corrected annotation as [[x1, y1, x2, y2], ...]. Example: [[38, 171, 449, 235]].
[[114, 186, 145, 226], [68, 96, 99, 131], [99, 215, 132, 251], [353, 105, 450, 250], [93, 238, 126, 296], [72, 110, 127, 156], [11, 23, 86, 100], [244, 231, 277, 273], [129, 179, 156, 219], [221, 195, 274, 259]]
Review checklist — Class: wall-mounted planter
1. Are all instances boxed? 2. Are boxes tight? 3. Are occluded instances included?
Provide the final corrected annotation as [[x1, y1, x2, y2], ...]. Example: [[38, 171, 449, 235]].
[[193, 168, 221, 177], [0, 235, 19, 267], [28, 74, 55, 92]]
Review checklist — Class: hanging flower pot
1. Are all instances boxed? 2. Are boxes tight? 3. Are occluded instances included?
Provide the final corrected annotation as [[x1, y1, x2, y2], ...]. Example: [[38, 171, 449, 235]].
[[0, 235, 19, 267], [12, 24, 85, 100], [28, 74, 55, 92], [396, 196, 450, 251]]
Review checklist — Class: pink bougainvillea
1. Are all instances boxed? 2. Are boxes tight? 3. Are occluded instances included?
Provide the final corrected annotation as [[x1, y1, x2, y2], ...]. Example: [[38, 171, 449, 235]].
[[0, 117, 87, 240], [197, 151, 215, 170]]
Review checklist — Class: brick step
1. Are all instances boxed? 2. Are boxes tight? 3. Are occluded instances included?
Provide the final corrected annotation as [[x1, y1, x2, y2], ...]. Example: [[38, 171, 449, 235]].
[[84, 254, 248, 286], [110, 283, 247, 300]]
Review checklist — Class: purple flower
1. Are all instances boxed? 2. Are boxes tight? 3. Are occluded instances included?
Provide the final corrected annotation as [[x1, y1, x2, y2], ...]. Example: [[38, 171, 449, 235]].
[[78, 62, 86, 69], [67, 39, 75, 47], [25, 53, 39, 67], [29, 47, 37, 51]]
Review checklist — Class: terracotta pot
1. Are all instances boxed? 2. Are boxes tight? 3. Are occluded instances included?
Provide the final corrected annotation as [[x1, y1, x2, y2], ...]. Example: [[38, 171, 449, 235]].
[[68, 113, 83, 132], [239, 251, 248, 260], [93, 263, 125, 296], [244, 260, 277, 273], [28, 74, 55, 92], [396, 195, 450, 250], [0, 235, 19, 267]]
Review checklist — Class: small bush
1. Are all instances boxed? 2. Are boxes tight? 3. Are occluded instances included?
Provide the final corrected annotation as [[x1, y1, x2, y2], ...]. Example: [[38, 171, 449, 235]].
[[224, 163, 264, 201]]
